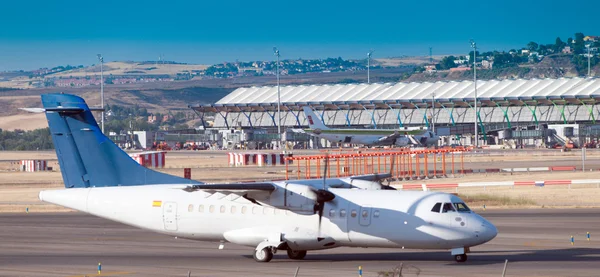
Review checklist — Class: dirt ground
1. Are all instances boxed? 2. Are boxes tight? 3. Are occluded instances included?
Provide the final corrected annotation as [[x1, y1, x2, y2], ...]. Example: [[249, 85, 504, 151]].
[[2, 149, 600, 212]]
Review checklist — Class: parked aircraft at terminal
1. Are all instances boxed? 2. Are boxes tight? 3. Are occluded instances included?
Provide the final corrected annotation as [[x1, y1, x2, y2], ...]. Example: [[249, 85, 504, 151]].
[[37, 93, 496, 263], [297, 106, 440, 147]]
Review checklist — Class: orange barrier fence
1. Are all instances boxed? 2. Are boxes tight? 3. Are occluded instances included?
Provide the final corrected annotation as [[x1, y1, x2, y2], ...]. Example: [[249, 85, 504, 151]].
[[285, 147, 469, 180]]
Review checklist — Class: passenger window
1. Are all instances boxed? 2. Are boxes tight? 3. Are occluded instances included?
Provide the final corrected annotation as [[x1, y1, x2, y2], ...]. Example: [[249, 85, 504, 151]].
[[198, 205, 204, 213], [340, 209, 347, 217], [231, 206, 236, 214], [209, 205, 215, 213], [329, 210, 336, 217], [442, 203, 456, 213], [351, 210, 357, 218], [188, 204, 193, 212], [252, 206, 258, 214], [373, 210, 380, 218], [241, 206, 247, 214], [431, 202, 442, 213], [220, 205, 226, 213], [362, 210, 369, 218], [263, 207, 272, 215]]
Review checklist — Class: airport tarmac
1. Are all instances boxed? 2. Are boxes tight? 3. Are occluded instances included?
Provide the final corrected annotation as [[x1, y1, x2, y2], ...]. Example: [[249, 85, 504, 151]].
[[1, 209, 600, 277]]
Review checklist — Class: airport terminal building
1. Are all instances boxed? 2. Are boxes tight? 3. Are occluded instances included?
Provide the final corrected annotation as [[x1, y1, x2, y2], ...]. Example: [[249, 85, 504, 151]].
[[191, 77, 600, 147]]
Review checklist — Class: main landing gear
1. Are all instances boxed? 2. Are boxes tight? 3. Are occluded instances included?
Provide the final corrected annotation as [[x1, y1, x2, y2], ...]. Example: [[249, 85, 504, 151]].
[[287, 249, 307, 260], [253, 247, 274, 262], [253, 247, 308, 262]]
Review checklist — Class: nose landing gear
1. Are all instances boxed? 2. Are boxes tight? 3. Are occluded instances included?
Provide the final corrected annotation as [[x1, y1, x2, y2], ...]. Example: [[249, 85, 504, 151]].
[[454, 254, 468, 263], [451, 247, 469, 263]]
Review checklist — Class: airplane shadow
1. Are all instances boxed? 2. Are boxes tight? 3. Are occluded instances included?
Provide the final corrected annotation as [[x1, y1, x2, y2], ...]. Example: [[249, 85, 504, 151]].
[[243, 247, 600, 266]]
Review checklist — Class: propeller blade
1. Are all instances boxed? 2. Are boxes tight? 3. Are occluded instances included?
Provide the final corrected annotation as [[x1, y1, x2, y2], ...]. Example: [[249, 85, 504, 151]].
[[322, 154, 329, 190], [389, 154, 396, 176], [317, 201, 324, 235], [312, 188, 335, 237]]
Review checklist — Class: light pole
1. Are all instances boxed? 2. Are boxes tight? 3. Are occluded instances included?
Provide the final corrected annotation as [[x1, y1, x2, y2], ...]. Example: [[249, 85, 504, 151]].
[[367, 50, 374, 84], [586, 44, 591, 77], [431, 92, 435, 133], [470, 40, 478, 148], [273, 47, 282, 149], [97, 54, 105, 134]]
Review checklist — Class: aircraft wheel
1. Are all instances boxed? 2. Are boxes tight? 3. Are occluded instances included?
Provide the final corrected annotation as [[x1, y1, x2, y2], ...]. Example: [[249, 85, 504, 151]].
[[287, 249, 307, 260], [253, 247, 273, 262], [454, 254, 467, 263]]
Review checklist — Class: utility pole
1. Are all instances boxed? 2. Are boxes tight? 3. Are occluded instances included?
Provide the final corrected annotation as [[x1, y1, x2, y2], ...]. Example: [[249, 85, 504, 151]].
[[470, 40, 478, 148], [429, 47, 433, 64], [273, 47, 282, 149], [97, 54, 105, 134]]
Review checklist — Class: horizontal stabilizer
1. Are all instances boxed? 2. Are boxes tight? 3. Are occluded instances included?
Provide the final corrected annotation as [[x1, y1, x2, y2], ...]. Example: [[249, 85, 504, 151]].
[[21, 107, 105, 114]]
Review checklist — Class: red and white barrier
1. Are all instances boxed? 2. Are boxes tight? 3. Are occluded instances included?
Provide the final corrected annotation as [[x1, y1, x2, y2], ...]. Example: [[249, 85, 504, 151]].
[[397, 179, 600, 190], [20, 160, 47, 172], [228, 152, 293, 167], [130, 151, 166, 168]]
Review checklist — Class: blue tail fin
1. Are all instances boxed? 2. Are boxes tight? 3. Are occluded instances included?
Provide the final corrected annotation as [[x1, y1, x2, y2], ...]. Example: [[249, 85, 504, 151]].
[[42, 93, 199, 188]]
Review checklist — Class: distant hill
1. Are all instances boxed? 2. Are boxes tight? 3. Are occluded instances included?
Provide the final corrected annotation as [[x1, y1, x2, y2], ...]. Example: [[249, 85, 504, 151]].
[[46, 61, 208, 78]]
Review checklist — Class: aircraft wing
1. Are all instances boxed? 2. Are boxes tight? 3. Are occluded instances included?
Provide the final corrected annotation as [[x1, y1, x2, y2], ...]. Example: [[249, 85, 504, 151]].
[[350, 173, 392, 181], [290, 128, 306, 134], [377, 131, 401, 142], [182, 183, 276, 201]]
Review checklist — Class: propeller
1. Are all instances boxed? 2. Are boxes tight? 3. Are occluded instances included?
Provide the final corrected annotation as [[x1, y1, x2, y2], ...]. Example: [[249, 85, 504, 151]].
[[382, 155, 397, 190], [314, 154, 335, 236]]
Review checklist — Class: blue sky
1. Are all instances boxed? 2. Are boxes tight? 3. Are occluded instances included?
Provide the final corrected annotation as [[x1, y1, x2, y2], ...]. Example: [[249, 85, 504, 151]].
[[0, 0, 598, 71]]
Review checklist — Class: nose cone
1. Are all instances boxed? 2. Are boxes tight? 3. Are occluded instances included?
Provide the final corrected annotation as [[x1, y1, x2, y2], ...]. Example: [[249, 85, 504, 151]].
[[481, 220, 498, 242]]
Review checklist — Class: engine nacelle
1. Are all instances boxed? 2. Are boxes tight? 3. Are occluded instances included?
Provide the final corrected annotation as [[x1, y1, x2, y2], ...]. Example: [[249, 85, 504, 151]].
[[264, 183, 317, 213], [351, 179, 385, 190], [395, 136, 409, 146]]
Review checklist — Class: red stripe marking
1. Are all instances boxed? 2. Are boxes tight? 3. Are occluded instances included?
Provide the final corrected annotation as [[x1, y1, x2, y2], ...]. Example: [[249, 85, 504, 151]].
[[551, 166, 576, 171]]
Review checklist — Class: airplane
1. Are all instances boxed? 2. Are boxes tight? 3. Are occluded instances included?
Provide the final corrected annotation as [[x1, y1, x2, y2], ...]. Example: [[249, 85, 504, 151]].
[[37, 93, 497, 263], [296, 106, 440, 147]]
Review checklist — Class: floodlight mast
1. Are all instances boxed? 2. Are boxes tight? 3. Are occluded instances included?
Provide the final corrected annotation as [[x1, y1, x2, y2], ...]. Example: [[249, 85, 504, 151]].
[[97, 54, 104, 134], [470, 40, 478, 148], [273, 47, 282, 149], [586, 44, 591, 77], [367, 50, 374, 84]]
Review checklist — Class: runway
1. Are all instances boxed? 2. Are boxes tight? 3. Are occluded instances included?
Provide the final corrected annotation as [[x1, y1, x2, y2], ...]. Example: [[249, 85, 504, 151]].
[[1, 210, 600, 277]]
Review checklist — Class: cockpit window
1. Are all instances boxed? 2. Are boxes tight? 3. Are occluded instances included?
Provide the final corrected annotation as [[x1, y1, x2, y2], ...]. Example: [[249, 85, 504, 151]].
[[442, 203, 456, 213], [453, 202, 471, 212], [431, 202, 441, 213]]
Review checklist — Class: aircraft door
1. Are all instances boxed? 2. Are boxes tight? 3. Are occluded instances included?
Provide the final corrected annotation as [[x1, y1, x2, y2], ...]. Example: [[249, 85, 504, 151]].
[[359, 206, 371, 226], [344, 136, 352, 143], [163, 202, 178, 231]]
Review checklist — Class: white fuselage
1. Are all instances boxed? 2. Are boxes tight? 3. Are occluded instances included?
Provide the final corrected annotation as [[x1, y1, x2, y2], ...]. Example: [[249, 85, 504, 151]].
[[315, 133, 410, 147], [40, 184, 496, 251]]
